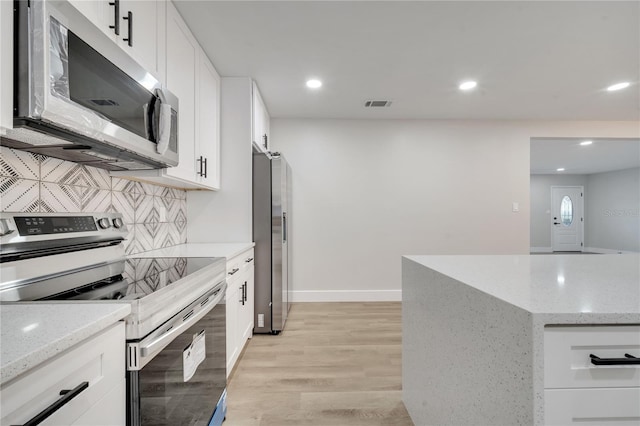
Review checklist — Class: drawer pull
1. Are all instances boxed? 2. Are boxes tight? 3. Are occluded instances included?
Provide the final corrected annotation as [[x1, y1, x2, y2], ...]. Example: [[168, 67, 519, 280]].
[[228, 268, 240, 276], [590, 353, 640, 366], [18, 381, 89, 426]]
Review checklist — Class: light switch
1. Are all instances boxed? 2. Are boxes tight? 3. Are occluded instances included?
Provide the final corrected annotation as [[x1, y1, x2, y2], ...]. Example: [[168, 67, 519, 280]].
[[512, 202, 519, 212]]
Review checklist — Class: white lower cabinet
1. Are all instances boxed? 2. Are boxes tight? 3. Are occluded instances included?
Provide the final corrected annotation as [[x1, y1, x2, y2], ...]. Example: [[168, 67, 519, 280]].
[[544, 325, 640, 425], [545, 388, 640, 425], [0, 322, 126, 425], [225, 248, 255, 376]]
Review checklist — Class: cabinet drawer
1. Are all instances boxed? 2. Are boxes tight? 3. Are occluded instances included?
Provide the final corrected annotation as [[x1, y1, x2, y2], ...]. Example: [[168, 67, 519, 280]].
[[544, 325, 640, 389], [226, 248, 254, 280], [1, 322, 125, 425], [545, 388, 640, 425]]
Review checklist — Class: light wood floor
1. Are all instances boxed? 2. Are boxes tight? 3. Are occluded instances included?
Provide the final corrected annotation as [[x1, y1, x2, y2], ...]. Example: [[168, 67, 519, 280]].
[[224, 302, 414, 426]]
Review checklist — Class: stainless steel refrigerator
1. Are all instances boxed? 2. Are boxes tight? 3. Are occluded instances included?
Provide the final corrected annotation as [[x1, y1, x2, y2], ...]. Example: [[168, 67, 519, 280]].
[[252, 145, 292, 334]]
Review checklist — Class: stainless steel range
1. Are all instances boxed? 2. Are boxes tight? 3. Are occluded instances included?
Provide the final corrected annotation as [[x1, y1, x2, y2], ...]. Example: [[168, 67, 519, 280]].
[[0, 212, 227, 426]]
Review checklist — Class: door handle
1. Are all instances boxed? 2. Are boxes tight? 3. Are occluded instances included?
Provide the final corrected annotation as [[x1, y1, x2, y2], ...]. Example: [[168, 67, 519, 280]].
[[590, 353, 640, 366], [282, 212, 287, 243], [122, 11, 133, 46], [108, 0, 120, 35], [18, 382, 89, 426]]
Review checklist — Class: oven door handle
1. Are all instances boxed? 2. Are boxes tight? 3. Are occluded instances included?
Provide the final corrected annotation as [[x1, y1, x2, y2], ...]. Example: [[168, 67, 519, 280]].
[[139, 283, 226, 358]]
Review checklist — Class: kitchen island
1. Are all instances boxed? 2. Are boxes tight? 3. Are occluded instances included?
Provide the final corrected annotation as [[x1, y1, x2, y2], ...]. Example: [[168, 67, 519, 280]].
[[402, 254, 640, 426]]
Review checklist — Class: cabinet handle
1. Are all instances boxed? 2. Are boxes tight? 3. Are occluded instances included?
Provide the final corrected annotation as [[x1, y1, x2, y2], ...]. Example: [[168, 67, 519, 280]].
[[243, 282, 247, 302], [240, 283, 245, 305], [122, 11, 133, 46], [228, 268, 240, 276], [108, 0, 120, 35], [245, 257, 254, 263], [590, 353, 640, 366], [18, 381, 89, 426], [262, 134, 268, 150], [196, 156, 207, 177]]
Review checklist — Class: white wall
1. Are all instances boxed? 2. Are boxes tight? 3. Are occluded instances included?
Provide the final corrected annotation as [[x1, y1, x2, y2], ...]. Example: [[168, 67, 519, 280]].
[[585, 167, 640, 252], [530, 174, 587, 251], [187, 78, 253, 242], [271, 119, 639, 301]]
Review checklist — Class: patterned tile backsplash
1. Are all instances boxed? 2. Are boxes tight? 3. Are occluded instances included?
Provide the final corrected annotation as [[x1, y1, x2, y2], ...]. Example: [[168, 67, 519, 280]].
[[0, 146, 187, 254]]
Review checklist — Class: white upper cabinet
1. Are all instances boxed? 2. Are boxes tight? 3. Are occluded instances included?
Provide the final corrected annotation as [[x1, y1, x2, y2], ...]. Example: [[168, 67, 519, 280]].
[[112, 2, 220, 190], [252, 82, 271, 152], [197, 51, 221, 190], [164, 2, 198, 183], [68, 1, 166, 82], [0, 0, 13, 132], [117, 0, 166, 82]]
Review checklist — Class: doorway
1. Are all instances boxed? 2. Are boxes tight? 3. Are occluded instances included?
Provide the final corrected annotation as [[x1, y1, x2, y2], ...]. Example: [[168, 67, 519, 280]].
[[530, 137, 640, 254], [551, 186, 583, 252]]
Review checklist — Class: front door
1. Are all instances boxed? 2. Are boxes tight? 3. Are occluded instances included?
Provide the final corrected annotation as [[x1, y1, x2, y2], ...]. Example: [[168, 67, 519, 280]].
[[551, 186, 584, 252]]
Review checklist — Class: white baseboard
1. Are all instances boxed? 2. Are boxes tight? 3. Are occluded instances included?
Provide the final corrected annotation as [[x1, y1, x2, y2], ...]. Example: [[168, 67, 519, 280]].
[[530, 247, 552, 253], [291, 290, 402, 302], [584, 246, 638, 254]]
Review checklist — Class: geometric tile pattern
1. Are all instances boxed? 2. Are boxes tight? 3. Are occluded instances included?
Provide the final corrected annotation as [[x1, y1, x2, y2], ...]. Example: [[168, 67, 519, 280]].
[[0, 147, 188, 254], [0, 146, 39, 180], [0, 177, 40, 212]]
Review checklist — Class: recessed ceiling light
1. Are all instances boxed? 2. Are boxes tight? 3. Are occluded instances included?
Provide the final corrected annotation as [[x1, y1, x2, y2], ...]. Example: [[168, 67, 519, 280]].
[[557, 168, 565, 172], [306, 79, 322, 89], [459, 81, 477, 91], [607, 82, 630, 91], [580, 140, 593, 146]]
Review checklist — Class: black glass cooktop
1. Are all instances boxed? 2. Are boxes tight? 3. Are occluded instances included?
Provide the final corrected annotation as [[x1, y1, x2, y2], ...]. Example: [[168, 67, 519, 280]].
[[123, 257, 221, 299]]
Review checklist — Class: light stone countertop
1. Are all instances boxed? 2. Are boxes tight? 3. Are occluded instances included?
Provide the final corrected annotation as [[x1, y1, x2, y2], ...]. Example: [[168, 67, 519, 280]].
[[405, 254, 640, 321], [0, 303, 131, 385], [129, 242, 254, 261], [402, 253, 640, 425]]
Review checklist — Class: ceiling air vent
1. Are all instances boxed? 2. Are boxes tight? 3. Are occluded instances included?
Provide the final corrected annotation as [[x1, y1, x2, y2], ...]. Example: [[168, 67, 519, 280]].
[[364, 100, 392, 108]]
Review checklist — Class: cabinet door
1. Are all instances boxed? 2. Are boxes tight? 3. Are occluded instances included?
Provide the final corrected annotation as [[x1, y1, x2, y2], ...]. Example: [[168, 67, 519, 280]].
[[1, 0, 13, 132], [165, 3, 197, 182], [0, 323, 125, 425], [196, 51, 221, 189], [252, 82, 270, 151], [240, 250, 254, 347], [545, 388, 640, 425], [225, 281, 239, 377], [68, 0, 115, 40], [118, 0, 165, 82]]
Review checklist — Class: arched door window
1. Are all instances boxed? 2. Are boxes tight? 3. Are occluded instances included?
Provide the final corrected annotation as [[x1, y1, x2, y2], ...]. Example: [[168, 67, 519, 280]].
[[560, 195, 573, 226]]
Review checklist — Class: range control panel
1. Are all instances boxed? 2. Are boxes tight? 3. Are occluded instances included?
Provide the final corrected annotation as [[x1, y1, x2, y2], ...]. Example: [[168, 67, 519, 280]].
[[14, 216, 98, 235]]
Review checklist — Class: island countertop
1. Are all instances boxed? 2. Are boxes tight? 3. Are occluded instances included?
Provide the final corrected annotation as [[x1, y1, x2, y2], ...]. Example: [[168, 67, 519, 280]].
[[402, 254, 640, 425], [405, 254, 640, 322]]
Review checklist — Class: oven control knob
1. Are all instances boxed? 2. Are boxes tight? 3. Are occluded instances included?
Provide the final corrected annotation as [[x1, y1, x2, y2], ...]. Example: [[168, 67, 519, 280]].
[[97, 217, 111, 229], [112, 218, 124, 229]]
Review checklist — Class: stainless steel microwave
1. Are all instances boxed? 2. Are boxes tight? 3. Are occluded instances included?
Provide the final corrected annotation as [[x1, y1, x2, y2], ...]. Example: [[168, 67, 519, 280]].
[[3, 0, 179, 171]]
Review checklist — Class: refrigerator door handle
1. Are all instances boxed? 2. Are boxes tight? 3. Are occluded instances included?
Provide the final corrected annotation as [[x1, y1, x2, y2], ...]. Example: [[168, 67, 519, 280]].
[[282, 212, 287, 243]]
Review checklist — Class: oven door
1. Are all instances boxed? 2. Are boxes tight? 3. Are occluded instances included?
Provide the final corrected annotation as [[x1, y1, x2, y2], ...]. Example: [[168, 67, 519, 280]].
[[126, 284, 227, 426], [15, 0, 178, 167]]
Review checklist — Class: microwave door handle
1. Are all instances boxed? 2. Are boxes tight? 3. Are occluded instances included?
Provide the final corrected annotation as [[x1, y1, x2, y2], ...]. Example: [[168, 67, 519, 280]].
[[138, 285, 226, 358], [154, 89, 171, 155]]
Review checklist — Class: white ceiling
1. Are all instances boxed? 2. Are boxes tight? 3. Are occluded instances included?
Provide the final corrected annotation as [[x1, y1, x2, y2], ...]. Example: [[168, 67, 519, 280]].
[[530, 138, 640, 175], [174, 1, 640, 120]]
